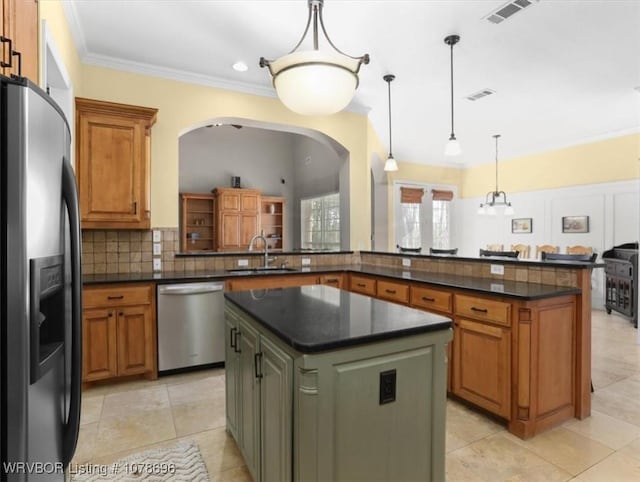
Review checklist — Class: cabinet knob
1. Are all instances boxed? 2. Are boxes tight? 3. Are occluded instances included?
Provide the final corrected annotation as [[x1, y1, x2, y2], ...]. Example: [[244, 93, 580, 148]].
[[108, 312, 113, 317], [119, 312, 124, 317]]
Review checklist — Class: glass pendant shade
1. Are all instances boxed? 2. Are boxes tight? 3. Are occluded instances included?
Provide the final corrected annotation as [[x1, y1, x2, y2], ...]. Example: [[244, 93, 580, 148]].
[[260, 0, 368, 116], [504, 204, 514, 216], [487, 205, 497, 216], [477, 205, 485, 215], [444, 137, 461, 157], [271, 51, 360, 116], [384, 155, 398, 172]]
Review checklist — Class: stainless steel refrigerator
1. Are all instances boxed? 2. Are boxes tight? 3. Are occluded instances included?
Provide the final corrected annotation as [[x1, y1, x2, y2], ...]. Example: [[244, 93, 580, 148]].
[[1, 75, 82, 480]]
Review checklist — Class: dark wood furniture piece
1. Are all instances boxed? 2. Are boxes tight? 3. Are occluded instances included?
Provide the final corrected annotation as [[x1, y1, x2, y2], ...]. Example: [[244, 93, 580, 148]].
[[542, 252, 597, 262], [603, 242, 638, 327]]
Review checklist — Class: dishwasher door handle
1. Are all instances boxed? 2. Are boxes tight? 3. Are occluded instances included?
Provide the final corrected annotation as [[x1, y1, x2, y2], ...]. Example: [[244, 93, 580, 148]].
[[158, 283, 224, 296]]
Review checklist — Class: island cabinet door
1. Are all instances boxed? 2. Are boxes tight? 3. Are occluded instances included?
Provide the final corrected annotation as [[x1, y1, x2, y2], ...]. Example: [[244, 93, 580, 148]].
[[259, 337, 293, 482], [238, 319, 261, 481], [225, 316, 241, 441], [452, 318, 511, 418]]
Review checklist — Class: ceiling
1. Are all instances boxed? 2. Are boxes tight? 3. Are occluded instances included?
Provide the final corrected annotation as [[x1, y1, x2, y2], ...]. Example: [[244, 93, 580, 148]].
[[63, 0, 640, 167]]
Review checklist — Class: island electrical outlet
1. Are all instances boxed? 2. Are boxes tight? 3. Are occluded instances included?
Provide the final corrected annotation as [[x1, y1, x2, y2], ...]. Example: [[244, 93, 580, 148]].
[[379, 369, 397, 405]]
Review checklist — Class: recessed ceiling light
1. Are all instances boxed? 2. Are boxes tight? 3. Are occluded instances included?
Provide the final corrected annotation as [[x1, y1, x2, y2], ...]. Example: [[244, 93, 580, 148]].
[[232, 61, 248, 72]]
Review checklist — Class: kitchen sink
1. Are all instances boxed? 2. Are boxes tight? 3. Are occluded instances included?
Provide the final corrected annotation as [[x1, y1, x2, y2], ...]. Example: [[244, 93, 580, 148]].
[[226, 267, 300, 275]]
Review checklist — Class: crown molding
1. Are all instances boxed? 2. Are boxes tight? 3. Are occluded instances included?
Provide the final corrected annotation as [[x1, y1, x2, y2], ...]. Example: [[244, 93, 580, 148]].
[[61, 1, 88, 58]]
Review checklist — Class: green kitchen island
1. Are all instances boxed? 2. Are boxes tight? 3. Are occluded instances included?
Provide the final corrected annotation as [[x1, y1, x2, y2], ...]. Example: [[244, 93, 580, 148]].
[[224, 285, 452, 482]]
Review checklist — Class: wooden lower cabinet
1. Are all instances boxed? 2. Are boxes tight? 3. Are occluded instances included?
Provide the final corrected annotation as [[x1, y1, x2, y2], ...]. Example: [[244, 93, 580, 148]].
[[319, 273, 345, 289], [452, 318, 511, 418], [349, 274, 376, 296], [82, 284, 156, 382], [226, 274, 319, 292]]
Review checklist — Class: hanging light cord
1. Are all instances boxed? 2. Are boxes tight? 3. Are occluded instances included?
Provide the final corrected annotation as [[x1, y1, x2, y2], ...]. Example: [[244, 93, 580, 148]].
[[449, 40, 455, 139], [385, 75, 395, 157], [494, 134, 500, 194]]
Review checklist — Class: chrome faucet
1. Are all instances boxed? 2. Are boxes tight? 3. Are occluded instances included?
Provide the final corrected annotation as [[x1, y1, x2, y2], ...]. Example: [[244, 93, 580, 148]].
[[248, 233, 274, 268]]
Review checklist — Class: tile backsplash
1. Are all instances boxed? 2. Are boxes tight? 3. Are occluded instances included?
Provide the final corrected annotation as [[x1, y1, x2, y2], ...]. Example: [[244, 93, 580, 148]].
[[81, 229, 359, 275]]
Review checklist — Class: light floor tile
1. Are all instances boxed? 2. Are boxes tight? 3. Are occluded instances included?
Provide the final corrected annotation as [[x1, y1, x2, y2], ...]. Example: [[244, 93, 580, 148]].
[[592, 388, 640, 428], [171, 395, 226, 437], [446, 433, 572, 482], [445, 400, 503, 445], [574, 451, 640, 481], [167, 376, 225, 406], [188, 428, 246, 477], [563, 409, 640, 450], [94, 408, 176, 457], [617, 437, 640, 463], [504, 427, 613, 476], [100, 385, 170, 419], [71, 422, 99, 464], [80, 396, 104, 426]]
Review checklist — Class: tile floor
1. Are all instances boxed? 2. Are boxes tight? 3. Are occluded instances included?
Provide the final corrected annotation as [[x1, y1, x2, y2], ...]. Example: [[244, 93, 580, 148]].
[[74, 309, 640, 481]]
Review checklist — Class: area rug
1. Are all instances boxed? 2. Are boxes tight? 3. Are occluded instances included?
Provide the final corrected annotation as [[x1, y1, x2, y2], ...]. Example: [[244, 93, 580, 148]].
[[70, 440, 209, 481]]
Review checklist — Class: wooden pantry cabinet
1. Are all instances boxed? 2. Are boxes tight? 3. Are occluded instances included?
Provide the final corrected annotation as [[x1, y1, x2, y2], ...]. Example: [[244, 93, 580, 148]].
[[213, 188, 260, 251], [76, 98, 158, 229], [1, 0, 38, 81], [82, 284, 157, 382], [260, 196, 285, 252]]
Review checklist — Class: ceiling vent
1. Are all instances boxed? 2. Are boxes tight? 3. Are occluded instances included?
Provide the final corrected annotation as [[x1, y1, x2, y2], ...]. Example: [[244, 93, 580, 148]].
[[485, 0, 539, 24], [466, 88, 496, 101], [634, 86, 640, 94]]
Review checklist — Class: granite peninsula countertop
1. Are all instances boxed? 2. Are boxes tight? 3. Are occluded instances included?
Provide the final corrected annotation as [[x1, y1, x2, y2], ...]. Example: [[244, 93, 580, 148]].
[[225, 285, 452, 353], [83, 264, 583, 300]]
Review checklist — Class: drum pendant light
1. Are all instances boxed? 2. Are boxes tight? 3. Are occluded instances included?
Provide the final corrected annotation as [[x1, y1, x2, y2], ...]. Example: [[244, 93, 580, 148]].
[[259, 0, 369, 116], [478, 135, 514, 215], [444, 34, 462, 158], [383, 74, 398, 172]]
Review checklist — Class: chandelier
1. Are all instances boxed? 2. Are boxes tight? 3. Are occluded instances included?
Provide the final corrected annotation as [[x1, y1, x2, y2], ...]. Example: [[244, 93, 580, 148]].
[[259, 0, 369, 116], [478, 134, 514, 215]]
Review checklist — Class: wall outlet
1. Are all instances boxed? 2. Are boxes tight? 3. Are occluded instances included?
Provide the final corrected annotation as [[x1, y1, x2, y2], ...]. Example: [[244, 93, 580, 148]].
[[402, 258, 411, 267], [153, 258, 162, 271], [237, 259, 249, 267], [490, 264, 504, 275], [153, 242, 162, 255], [152, 230, 162, 242], [301, 258, 311, 266]]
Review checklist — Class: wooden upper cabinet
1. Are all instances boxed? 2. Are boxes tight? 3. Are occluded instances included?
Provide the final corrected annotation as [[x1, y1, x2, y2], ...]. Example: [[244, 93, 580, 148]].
[[2, 0, 38, 82], [213, 188, 261, 251], [76, 98, 157, 229]]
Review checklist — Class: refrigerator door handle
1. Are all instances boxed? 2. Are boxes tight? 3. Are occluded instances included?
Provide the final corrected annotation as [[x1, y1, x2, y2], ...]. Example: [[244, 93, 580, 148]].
[[61, 158, 82, 467]]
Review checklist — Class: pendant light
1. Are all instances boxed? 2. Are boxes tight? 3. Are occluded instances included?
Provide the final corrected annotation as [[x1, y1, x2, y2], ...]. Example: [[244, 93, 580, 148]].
[[259, 0, 369, 116], [478, 134, 514, 215], [383, 74, 398, 172], [444, 34, 462, 158]]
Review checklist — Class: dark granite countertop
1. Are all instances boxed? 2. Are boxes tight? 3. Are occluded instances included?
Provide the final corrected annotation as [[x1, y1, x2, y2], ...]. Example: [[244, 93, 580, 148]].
[[355, 266, 581, 300], [83, 263, 582, 300], [225, 285, 452, 353], [175, 250, 354, 258], [361, 251, 604, 269]]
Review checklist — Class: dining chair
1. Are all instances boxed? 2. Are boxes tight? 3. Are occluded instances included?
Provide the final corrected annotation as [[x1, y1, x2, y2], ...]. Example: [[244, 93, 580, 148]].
[[535, 244, 559, 259], [510, 244, 530, 259], [541, 252, 597, 262], [566, 245, 593, 255], [429, 248, 458, 255], [479, 249, 520, 258], [486, 244, 504, 251]]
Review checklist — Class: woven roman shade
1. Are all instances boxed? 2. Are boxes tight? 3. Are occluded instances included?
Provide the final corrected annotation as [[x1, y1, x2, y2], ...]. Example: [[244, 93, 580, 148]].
[[400, 187, 424, 204], [431, 189, 454, 201]]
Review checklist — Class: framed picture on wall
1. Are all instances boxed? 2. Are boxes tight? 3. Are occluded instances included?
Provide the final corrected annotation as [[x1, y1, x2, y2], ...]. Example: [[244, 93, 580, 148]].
[[511, 218, 532, 234], [562, 215, 589, 233]]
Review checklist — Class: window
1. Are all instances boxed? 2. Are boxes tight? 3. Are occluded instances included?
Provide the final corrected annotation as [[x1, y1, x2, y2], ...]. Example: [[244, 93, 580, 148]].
[[432, 200, 450, 249], [301, 193, 340, 250], [395, 183, 453, 251]]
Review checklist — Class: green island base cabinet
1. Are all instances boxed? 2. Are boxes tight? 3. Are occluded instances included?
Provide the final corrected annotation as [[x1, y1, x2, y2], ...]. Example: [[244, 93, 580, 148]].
[[224, 288, 452, 482]]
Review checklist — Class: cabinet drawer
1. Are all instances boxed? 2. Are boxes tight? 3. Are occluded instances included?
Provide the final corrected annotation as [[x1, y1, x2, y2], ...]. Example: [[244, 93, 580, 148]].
[[411, 286, 452, 313], [455, 294, 511, 326], [84, 285, 152, 309], [350, 275, 376, 296], [377, 280, 409, 304]]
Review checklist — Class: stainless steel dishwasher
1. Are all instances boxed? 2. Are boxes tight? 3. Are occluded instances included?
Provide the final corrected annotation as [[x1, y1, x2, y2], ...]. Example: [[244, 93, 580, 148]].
[[157, 281, 225, 373]]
